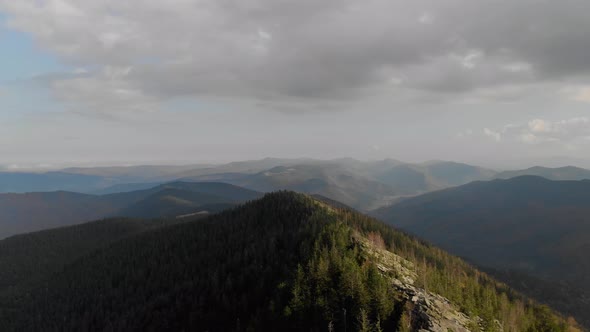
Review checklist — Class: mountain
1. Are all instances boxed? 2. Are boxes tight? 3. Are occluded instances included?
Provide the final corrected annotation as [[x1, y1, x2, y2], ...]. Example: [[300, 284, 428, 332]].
[[90, 181, 164, 195], [0, 192, 575, 331], [374, 176, 590, 326], [116, 182, 262, 218], [373, 161, 496, 194], [180, 161, 497, 211], [373, 164, 435, 193], [0, 191, 134, 239], [62, 164, 210, 181], [423, 161, 497, 186], [0, 172, 109, 193], [0, 165, 216, 194], [0, 159, 496, 202], [0, 182, 261, 239], [170, 158, 320, 179], [189, 164, 401, 211], [495, 166, 590, 181]]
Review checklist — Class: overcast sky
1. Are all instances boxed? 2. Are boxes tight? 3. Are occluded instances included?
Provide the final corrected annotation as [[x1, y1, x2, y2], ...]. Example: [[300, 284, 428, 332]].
[[1, 0, 590, 169]]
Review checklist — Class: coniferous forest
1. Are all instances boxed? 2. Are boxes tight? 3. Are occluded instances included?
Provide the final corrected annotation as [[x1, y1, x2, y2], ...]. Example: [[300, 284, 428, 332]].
[[0, 192, 580, 331]]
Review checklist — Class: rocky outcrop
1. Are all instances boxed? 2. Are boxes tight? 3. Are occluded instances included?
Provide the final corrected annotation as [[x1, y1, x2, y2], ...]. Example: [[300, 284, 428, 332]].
[[358, 235, 484, 332], [393, 278, 478, 332]]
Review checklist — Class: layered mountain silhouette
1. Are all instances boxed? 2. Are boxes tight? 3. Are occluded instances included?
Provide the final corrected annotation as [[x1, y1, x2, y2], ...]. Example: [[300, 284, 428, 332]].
[[197, 164, 401, 211], [0, 159, 496, 204], [0, 192, 576, 331], [6, 161, 590, 211], [180, 160, 496, 211]]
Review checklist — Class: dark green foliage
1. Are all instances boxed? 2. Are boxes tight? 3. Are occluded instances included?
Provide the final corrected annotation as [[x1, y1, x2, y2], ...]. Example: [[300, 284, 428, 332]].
[[285, 221, 400, 331], [0, 218, 176, 298], [0, 192, 323, 331], [0, 192, 576, 331]]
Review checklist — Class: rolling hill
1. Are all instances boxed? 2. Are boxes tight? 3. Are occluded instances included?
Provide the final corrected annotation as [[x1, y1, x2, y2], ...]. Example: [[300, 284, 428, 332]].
[[374, 176, 590, 326], [0, 182, 261, 239], [373, 161, 496, 194], [182, 160, 497, 209], [116, 182, 261, 218], [495, 166, 590, 181], [0, 192, 576, 331], [187, 164, 401, 211], [0, 159, 497, 212], [62, 164, 210, 180]]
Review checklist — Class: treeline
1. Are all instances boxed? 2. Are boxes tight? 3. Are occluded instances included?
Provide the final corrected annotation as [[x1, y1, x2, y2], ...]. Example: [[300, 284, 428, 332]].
[[0, 192, 580, 331]]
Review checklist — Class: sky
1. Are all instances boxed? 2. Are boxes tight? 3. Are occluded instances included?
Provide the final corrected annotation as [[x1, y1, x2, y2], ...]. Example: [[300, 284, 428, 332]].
[[1, 0, 590, 169]]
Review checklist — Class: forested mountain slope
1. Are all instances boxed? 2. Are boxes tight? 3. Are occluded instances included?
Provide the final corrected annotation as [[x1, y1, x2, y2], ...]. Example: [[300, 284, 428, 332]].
[[374, 176, 590, 326], [0, 218, 175, 298], [0, 192, 577, 331]]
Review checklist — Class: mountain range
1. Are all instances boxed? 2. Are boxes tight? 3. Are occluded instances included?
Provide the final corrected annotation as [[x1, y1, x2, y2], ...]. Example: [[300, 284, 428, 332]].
[[1, 159, 589, 330], [0, 192, 576, 331], [180, 160, 497, 210], [4, 159, 590, 214]]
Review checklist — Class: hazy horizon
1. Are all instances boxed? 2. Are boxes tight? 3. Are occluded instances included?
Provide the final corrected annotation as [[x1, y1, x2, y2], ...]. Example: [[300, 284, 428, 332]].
[[3, 155, 590, 173]]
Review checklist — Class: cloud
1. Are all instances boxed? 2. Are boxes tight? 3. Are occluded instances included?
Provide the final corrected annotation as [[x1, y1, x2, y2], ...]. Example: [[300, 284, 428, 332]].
[[456, 128, 473, 139], [484, 117, 590, 145], [483, 128, 501, 142], [49, 66, 159, 115], [2, 0, 590, 113], [570, 86, 590, 103]]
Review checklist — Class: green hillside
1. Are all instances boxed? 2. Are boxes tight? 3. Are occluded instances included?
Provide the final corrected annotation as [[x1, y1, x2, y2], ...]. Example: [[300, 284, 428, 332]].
[[0, 192, 577, 331]]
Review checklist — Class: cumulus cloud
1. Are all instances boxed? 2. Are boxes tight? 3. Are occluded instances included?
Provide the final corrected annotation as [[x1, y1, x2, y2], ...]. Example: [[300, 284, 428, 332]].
[[484, 117, 590, 145], [2, 0, 590, 113]]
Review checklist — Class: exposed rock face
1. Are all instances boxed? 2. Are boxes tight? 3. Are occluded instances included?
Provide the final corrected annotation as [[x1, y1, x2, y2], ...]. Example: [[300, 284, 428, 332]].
[[359, 235, 485, 332], [395, 280, 476, 332]]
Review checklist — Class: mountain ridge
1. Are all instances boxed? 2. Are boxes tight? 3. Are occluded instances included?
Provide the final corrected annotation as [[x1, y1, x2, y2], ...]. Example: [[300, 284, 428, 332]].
[[374, 175, 590, 326], [0, 192, 578, 331], [0, 181, 262, 239]]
